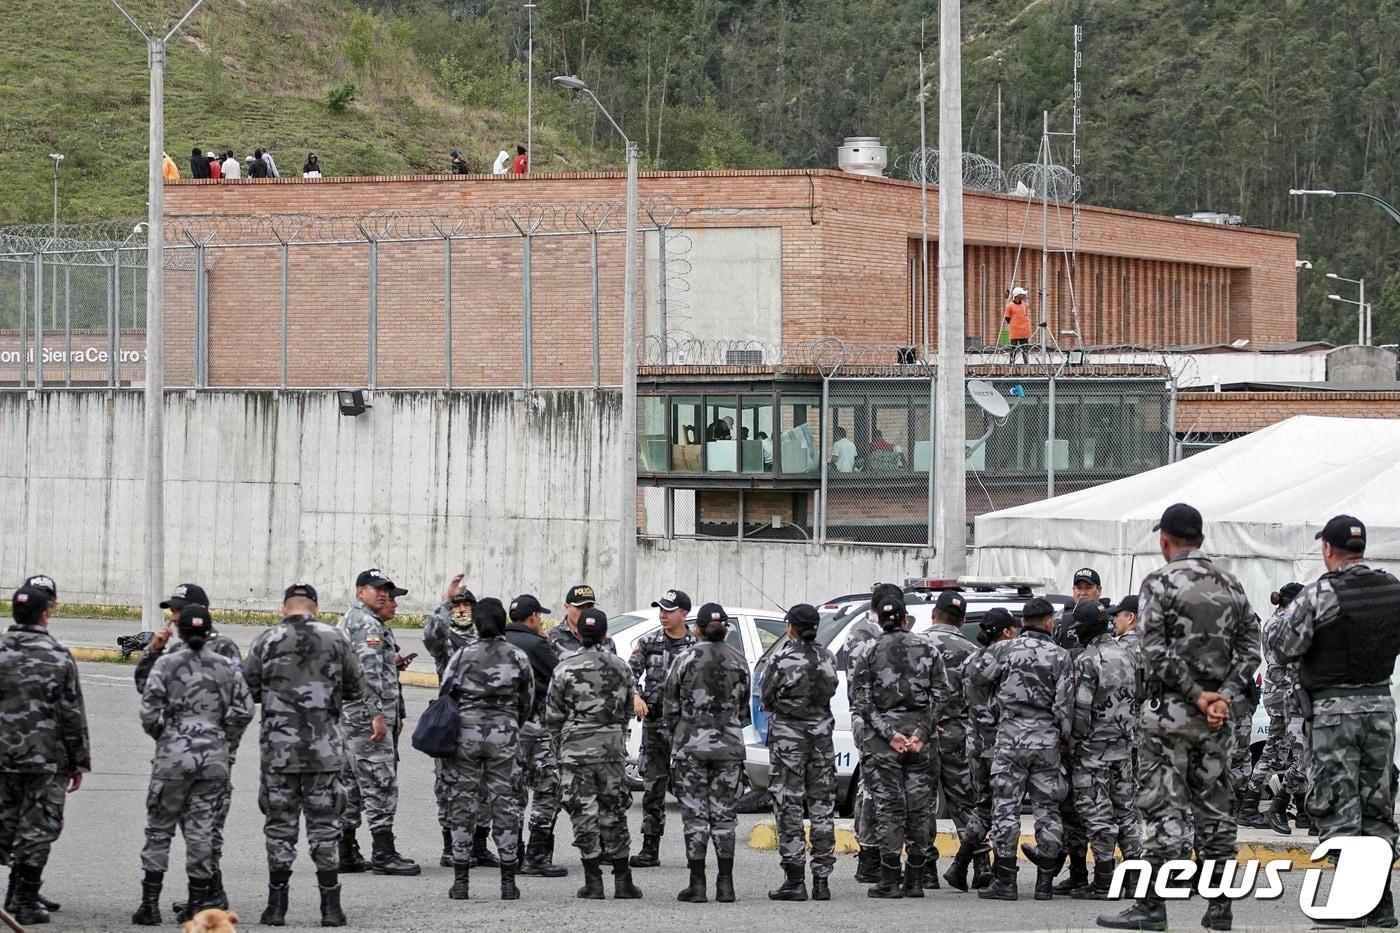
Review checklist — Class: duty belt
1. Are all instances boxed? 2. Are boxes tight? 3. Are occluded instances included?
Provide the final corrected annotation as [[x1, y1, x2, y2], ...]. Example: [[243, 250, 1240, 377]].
[[1309, 684, 1391, 701]]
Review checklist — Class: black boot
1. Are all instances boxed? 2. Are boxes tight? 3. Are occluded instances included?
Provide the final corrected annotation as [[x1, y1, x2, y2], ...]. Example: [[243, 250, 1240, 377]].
[[978, 855, 1018, 901], [500, 863, 520, 900], [577, 857, 606, 899], [768, 861, 808, 901], [370, 828, 422, 875], [1052, 847, 1087, 895], [131, 870, 163, 926], [922, 846, 941, 890], [1074, 858, 1115, 900], [1035, 864, 1057, 901], [1237, 789, 1267, 828], [440, 827, 453, 868], [1230, 786, 1246, 820], [1267, 793, 1293, 836], [629, 833, 661, 869], [716, 857, 736, 903], [471, 826, 500, 868], [944, 839, 974, 892], [1097, 864, 1167, 933], [811, 870, 831, 901], [612, 857, 643, 899], [318, 870, 346, 928], [448, 860, 470, 900], [209, 868, 228, 910], [971, 847, 993, 889], [338, 828, 367, 873], [10, 865, 50, 926], [903, 857, 926, 898], [260, 870, 291, 927], [522, 830, 569, 877], [6, 873, 59, 914], [867, 854, 904, 899], [677, 858, 707, 902], [854, 845, 881, 883], [1294, 792, 1315, 834], [176, 875, 212, 922], [1201, 858, 1234, 929]]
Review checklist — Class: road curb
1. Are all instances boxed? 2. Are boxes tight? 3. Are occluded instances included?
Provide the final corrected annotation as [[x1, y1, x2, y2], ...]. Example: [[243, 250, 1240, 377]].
[[72, 646, 442, 689], [747, 820, 1335, 868]]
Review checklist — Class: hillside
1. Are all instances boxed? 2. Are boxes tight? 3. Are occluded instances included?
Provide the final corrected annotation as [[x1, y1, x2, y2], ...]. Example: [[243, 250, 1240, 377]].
[[2, 0, 1396, 344]]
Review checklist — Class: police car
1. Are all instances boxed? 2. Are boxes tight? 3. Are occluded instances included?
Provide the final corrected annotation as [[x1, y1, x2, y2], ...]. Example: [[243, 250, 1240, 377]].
[[746, 578, 1073, 814]]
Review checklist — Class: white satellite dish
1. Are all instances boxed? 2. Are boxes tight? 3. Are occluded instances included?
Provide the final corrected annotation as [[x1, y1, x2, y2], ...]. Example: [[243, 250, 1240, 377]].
[[967, 379, 1010, 418]]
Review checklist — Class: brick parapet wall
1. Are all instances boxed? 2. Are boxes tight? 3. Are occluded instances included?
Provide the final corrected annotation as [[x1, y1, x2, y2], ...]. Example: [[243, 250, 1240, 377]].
[[1177, 391, 1400, 433]]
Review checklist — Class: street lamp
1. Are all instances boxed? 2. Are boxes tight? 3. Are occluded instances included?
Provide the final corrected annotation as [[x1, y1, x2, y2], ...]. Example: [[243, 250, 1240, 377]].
[[553, 74, 639, 610], [48, 154, 64, 236], [1289, 188, 1400, 226], [1326, 273, 1370, 346]]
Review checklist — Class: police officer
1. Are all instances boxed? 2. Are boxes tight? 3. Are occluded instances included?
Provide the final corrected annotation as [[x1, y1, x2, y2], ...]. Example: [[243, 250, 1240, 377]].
[[243, 583, 363, 927], [545, 607, 643, 900], [946, 607, 1018, 892], [664, 602, 751, 903], [922, 590, 978, 889], [0, 583, 90, 927], [761, 603, 839, 902], [1048, 567, 1098, 896], [1098, 503, 1259, 931], [850, 595, 950, 900], [1111, 595, 1140, 656], [1066, 598, 1142, 899], [132, 605, 254, 925], [549, 584, 615, 660], [847, 581, 905, 883], [1270, 515, 1400, 927], [1240, 582, 1308, 834], [628, 588, 697, 869], [505, 594, 568, 877], [440, 597, 534, 901], [967, 597, 1072, 902], [337, 568, 419, 875]]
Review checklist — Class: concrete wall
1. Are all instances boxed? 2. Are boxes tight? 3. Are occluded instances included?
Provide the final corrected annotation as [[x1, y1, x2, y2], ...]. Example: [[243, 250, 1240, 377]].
[[644, 227, 783, 352], [0, 389, 932, 614], [1327, 345, 1399, 383]]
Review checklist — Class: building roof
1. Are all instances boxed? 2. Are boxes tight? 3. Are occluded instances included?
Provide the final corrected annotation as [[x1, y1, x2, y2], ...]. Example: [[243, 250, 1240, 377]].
[[1183, 381, 1400, 393]]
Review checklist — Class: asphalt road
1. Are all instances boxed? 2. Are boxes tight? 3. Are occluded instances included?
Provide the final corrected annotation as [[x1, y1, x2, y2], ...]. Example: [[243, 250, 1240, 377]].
[[38, 662, 1325, 931]]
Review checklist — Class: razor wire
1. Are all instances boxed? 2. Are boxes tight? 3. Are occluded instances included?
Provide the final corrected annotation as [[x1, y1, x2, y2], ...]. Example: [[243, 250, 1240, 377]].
[[1006, 162, 1078, 202], [896, 148, 1008, 193]]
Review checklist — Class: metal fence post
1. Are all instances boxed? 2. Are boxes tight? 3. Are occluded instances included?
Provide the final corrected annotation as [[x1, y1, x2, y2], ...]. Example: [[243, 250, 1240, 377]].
[[657, 224, 668, 345], [443, 235, 453, 390], [194, 240, 206, 387], [108, 254, 118, 386], [818, 374, 830, 543], [64, 264, 72, 386], [522, 233, 533, 390], [927, 373, 937, 548], [18, 260, 28, 388], [368, 237, 378, 390], [280, 240, 289, 390], [1167, 376, 1179, 463], [590, 231, 600, 388], [1046, 372, 1057, 498], [32, 250, 44, 389]]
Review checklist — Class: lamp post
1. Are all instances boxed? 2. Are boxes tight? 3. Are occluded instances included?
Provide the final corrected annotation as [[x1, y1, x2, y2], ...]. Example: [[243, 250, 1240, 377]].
[[554, 74, 638, 609], [1326, 272, 1369, 346], [525, 2, 535, 170], [48, 153, 64, 236], [1289, 189, 1400, 226]]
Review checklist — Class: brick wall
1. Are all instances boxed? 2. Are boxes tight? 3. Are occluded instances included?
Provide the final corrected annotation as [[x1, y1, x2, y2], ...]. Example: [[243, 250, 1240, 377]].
[[1177, 391, 1400, 433]]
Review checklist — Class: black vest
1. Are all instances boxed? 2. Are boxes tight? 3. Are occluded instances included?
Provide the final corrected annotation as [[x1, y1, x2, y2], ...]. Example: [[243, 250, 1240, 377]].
[[1300, 565, 1400, 691]]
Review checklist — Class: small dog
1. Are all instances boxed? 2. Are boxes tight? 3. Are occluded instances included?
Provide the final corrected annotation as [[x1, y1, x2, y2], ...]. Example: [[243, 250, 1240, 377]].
[[183, 907, 240, 933]]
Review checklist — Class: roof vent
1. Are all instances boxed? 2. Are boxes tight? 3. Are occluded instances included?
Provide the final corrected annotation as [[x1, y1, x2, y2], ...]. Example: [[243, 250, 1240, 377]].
[[838, 137, 887, 177]]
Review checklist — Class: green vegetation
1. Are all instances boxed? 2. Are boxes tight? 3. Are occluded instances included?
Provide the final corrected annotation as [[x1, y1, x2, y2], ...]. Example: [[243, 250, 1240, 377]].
[[2, 0, 1395, 342]]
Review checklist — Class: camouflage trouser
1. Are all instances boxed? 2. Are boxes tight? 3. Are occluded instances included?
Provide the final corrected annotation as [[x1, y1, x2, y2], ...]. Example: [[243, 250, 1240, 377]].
[[0, 772, 67, 869], [1058, 756, 1088, 860], [1072, 756, 1142, 862], [672, 757, 744, 860], [1307, 705, 1399, 852], [339, 731, 398, 833], [852, 721, 879, 848], [930, 728, 975, 848], [443, 741, 523, 864], [1137, 724, 1234, 865], [1228, 710, 1255, 791], [862, 742, 933, 862], [560, 759, 632, 861], [258, 770, 343, 872], [768, 731, 837, 876], [990, 746, 1065, 861], [637, 723, 675, 837], [434, 759, 491, 833], [140, 777, 226, 878], [516, 723, 561, 835], [1247, 701, 1307, 796], [960, 752, 994, 846]]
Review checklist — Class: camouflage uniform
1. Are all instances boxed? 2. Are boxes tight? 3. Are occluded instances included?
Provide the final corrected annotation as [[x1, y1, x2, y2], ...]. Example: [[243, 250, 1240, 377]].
[[663, 641, 751, 861], [1269, 561, 1400, 852], [504, 621, 564, 841], [337, 602, 402, 834], [849, 628, 951, 863], [424, 602, 486, 835], [1069, 630, 1143, 862], [629, 626, 697, 839], [1136, 550, 1259, 868], [138, 646, 254, 878], [0, 623, 90, 869], [760, 639, 839, 877], [844, 614, 884, 850], [925, 622, 978, 842], [960, 645, 1001, 848], [1246, 605, 1307, 796], [548, 621, 615, 662], [440, 636, 534, 864], [965, 628, 1072, 861], [243, 614, 363, 872], [1051, 608, 1089, 876], [546, 645, 636, 860]]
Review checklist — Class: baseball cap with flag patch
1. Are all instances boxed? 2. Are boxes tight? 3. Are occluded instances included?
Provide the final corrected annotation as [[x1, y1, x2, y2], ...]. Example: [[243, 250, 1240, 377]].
[[652, 589, 692, 612], [23, 575, 57, 599], [1316, 514, 1366, 552], [160, 582, 210, 610]]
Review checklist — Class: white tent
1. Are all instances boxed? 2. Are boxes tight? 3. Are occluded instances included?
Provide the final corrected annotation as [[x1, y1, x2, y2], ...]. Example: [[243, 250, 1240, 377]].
[[971, 416, 1400, 608]]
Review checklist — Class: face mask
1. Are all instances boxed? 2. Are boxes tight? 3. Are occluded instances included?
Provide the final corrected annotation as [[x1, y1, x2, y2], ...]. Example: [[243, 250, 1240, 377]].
[[450, 607, 475, 636], [1074, 620, 1109, 644]]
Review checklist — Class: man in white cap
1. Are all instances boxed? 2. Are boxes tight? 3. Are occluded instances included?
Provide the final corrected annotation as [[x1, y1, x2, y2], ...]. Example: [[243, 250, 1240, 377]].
[[1004, 287, 1033, 364]]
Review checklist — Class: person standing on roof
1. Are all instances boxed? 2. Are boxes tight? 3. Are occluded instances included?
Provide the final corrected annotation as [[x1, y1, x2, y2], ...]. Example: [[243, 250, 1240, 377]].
[[1004, 287, 1033, 364]]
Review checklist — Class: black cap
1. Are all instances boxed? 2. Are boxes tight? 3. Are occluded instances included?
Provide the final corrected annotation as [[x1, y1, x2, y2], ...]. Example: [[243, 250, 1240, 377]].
[[935, 590, 967, 618], [355, 568, 393, 589], [981, 607, 1017, 631], [695, 602, 729, 625], [284, 582, 318, 603], [475, 597, 507, 630], [451, 589, 477, 606], [1072, 567, 1101, 586], [1154, 502, 1204, 540], [22, 575, 57, 599], [1108, 595, 1139, 616], [876, 596, 908, 626], [12, 584, 50, 618], [384, 581, 408, 598], [178, 604, 212, 630], [1073, 600, 1104, 625], [871, 582, 904, 606], [1315, 514, 1365, 552], [785, 603, 821, 631], [652, 589, 692, 612], [565, 584, 597, 607], [160, 582, 210, 610], [1278, 582, 1304, 602], [509, 594, 549, 621], [1022, 597, 1055, 621], [578, 607, 609, 637]]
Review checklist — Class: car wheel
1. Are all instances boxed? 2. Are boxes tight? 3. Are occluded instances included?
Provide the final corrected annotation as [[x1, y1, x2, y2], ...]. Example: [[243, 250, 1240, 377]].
[[837, 767, 858, 819]]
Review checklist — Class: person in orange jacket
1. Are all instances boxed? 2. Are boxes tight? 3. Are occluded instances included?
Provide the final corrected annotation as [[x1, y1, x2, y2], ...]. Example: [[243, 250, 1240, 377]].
[[161, 152, 180, 183], [1003, 287, 1033, 364]]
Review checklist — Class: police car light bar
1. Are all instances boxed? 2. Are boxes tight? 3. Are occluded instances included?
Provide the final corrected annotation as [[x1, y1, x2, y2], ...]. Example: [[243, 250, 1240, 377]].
[[904, 576, 1055, 591]]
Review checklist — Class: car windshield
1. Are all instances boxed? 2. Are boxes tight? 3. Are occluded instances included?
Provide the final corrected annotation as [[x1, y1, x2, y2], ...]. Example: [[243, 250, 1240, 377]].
[[607, 613, 653, 636]]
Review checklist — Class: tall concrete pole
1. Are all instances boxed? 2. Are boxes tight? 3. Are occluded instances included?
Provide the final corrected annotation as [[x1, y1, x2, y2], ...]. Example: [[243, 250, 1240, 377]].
[[935, 0, 967, 575], [620, 140, 639, 609], [142, 35, 166, 632]]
